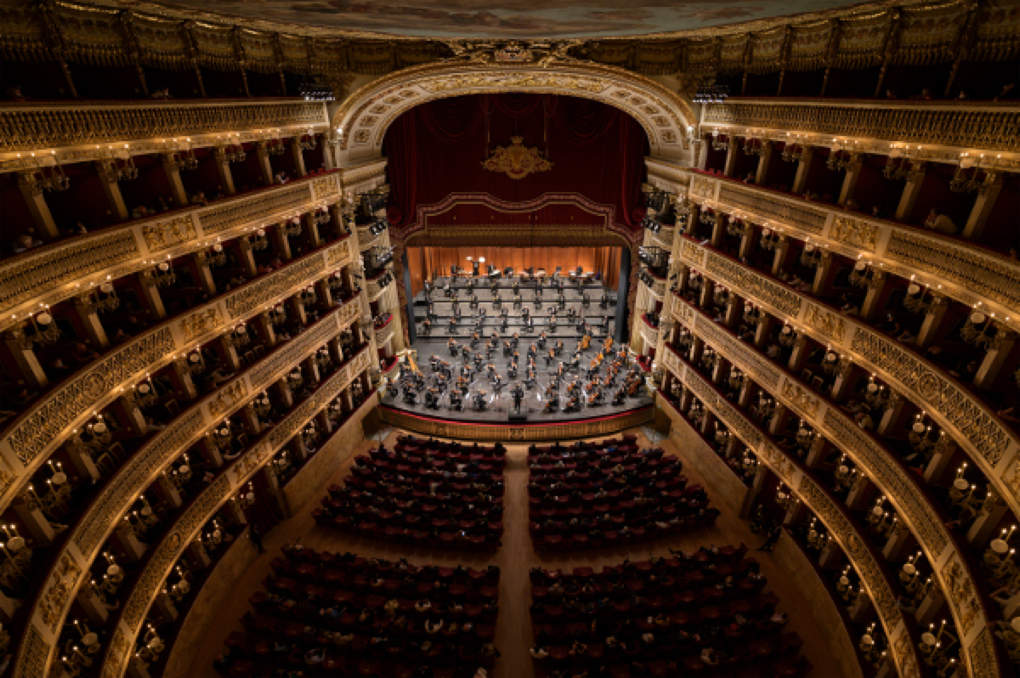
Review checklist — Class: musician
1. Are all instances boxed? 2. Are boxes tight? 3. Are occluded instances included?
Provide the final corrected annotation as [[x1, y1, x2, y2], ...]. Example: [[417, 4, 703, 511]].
[[511, 383, 524, 412], [579, 333, 591, 351], [502, 340, 512, 357], [469, 293, 479, 309], [448, 338, 459, 355], [603, 336, 613, 352], [545, 348, 555, 366], [581, 291, 590, 307], [554, 339, 564, 356], [424, 388, 439, 409], [548, 313, 558, 331], [386, 380, 398, 399], [473, 391, 487, 411], [448, 316, 457, 331], [470, 331, 480, 347], [525, 368, 536, 389], [421, 318, 431, 336], [511, 332, 520, 349], [613, 388, 626, 405], [493, 294, 502, 309], [537, 331, 547, 349], [528, 342, 538, 359], [600, 291, 609, 308]]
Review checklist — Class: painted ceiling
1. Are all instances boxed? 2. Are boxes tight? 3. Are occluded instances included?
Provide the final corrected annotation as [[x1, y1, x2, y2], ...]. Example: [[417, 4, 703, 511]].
[[146, 1, 865, 39]]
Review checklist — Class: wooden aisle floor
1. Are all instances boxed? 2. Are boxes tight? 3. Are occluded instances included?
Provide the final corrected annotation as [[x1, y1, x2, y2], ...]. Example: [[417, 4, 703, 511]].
[[185, 426, 848, 678]]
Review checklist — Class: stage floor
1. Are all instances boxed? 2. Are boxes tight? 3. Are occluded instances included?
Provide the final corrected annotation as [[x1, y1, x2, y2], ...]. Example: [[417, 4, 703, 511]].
[[385, 274, 652, 426]]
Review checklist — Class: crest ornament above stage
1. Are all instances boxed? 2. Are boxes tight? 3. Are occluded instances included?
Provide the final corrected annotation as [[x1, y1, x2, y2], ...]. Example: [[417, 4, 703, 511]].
[[482, 137, 554, 180]]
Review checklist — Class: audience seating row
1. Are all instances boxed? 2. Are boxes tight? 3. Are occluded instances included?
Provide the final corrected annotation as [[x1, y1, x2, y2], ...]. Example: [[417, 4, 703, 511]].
[[314, 436, 506, 550], [216, 545, 500, 678], [528, 437, 718, 549], [530, 545, 807, 678]]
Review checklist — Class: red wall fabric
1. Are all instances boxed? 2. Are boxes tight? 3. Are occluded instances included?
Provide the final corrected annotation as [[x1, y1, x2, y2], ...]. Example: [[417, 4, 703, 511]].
[[383, 93, 649, 231]]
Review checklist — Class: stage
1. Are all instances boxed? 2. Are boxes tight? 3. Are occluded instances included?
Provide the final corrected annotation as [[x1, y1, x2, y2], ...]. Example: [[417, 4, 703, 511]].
[[381, 270, 654, 440]]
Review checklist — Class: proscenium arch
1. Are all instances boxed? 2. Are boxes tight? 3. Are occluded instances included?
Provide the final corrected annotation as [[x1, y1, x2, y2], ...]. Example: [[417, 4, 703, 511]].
[[332, 59, 697, 168]]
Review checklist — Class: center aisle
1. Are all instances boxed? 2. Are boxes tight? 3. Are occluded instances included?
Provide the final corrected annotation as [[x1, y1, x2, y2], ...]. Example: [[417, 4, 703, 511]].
[[493, 447, 536, 678]]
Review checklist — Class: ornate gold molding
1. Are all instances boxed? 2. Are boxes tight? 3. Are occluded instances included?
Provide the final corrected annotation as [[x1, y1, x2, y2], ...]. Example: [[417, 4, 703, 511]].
[[12, 312, 367, 678], [379, 405, 652, 442], [701, 99, 1020, 173], [685, 171, 1020, 335], [0, 241, 356, 516], [667, 300, 999, 678], [0, 172, 342, 333], [332, 60, 695, 167], [673, 237, 1020, 522], [0, 99, 329, 172]]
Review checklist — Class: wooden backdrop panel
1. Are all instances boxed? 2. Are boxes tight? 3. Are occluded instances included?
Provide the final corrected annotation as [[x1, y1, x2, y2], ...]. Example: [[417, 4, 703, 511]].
[[406, 246, 621, 296]]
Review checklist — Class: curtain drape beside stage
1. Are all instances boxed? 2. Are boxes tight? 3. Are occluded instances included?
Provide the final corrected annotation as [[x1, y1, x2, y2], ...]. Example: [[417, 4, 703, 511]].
[[406, 246, 621, 296]]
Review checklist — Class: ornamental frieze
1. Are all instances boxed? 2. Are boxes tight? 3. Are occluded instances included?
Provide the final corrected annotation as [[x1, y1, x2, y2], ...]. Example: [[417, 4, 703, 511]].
[[0, 173, 342, 334], [676, 237, 1020, 520], [6, 328, 174, 465], [683, 172, 1020, 333]]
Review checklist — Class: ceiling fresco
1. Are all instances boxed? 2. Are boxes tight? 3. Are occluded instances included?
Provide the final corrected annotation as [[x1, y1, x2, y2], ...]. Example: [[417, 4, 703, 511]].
[[145, 1, 866, 38]]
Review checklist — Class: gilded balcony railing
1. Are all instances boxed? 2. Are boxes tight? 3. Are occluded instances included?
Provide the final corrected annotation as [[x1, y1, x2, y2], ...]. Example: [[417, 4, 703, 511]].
[[684, 170, 1020, 334], [673, 237, 1020, 521], [0, 99, 329, 172], [666, 299, 1000, 678], [12, 309, 366, 678], [0, 171, 342, 332], [701, 98, 1020, 172], [99, 354, 375, 678], [657, 367, 923, 678], [0, 238, 357, 514]]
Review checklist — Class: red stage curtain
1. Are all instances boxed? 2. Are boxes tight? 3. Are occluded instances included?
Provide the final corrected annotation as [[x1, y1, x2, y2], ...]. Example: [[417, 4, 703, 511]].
[[406, 246, 621, 296], [384, 94, 648, 232]]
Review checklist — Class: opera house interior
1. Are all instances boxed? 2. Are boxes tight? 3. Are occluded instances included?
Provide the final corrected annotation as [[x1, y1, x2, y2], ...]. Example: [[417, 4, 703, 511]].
[[2, 0, 1020, 676]]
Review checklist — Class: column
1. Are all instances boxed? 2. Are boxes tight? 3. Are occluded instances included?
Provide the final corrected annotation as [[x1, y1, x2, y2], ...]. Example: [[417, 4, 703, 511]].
[[290, 137, 307, 177], [168, 358, 199, 402], [915, 295, 949, 349], [893, 161, 926, 222], [974, 327, 1015, 390], [72, 293, 110, 348], [287, 296, 308, 327], [95, 160, 129, 221], [213, 335, 241, 372], [922, 436, 959, 485], [271, 223, 293, 260], [303, 212, 322, 248], [859, 272, 893, 322], [253, 311, 278, 349], [161, 153, 189, 208], [753, 314, 774, 349], [787, 334, 812, 373], [754, 140, 773, 186], [791, 147, 815, 195], [881, 522, 913, 561], [255, 141, 275, 186], [111, 519, 147, 560], [876, 392, 909, 437], [198, 436, 224, 469], [152, 472, 183, 510], [12, 494, 56, 544], [963, 171, 1003, 239], [190, 251, 217, 296], [737, 221, 755, 261], [837, 153, 863, 207], [811, 251, 838, 298], [236, 237, 258, 278], [16, 171, 59, 239], [212, 146, 237, 195], [768, 404, 790, 436], [831, 359, 863, 402], [739, 465, 769, 518], [109, 393, 148, 437], [770, 235, 792, 277], [845, 475, 877, 511], [804, 436, 830, 469], [709, 213, 726, 248], [135, 270, 167, 320], [0, 327, 48, 389], [722, 140, 738, 177]]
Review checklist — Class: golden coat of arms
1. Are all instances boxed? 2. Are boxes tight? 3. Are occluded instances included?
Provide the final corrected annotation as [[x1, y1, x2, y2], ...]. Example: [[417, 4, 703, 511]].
[[482, 136, 553, 180]]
